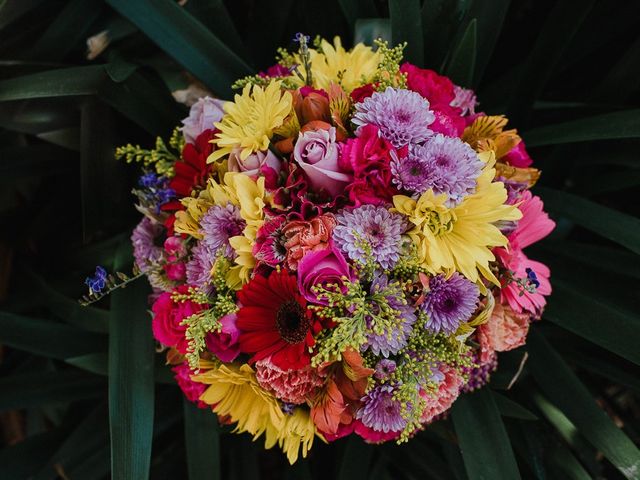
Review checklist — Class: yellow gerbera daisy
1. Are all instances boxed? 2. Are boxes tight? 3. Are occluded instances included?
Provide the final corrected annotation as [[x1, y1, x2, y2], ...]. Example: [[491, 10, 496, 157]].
[[393, 151, 522, 286], [192, 363, 318, 464], [209, 81, 292, 163]]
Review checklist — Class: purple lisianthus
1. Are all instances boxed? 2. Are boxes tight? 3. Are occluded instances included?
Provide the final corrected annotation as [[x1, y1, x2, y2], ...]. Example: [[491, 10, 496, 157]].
[[352, 87, 435, 148], [355, 384, 407, 433], [297, 246, 354, 305], [293, 127, 352, 196], [421, 273, 480, 334], [200, 204, 246, 257], [181, 96, 226, 144], [333, 205, 407, 270]]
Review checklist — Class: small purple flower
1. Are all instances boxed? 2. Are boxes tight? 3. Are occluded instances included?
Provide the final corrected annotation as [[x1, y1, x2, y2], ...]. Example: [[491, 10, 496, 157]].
[[199, 204, 246, 257], [374, 359, 397, 380], [85, 266, 107, 293], [333, 205, 406, 270], [355, 384, 407, 433], [352, 87, 435, 148], [185, 241, 217, 290], [421, 273, 479, 334], [391, 134, 482, 205], [450, 86, 477, 116]]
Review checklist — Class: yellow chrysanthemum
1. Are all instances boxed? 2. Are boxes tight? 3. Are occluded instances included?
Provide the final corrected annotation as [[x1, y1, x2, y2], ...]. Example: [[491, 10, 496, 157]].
[[192, 363, 318, 464], [292, 37, 380, 93], [209, 81, 292, 163], [393, 151, 522, 286]]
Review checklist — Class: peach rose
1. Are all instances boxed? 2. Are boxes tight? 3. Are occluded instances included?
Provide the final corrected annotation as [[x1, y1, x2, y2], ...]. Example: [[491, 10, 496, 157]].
[[477, 303, 530, 364], [282, 214, 336, 270]]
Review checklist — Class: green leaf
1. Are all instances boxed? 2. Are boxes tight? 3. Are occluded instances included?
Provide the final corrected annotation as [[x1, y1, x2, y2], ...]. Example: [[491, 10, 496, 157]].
[[66, 353, 109, 376], [421, 0, 469, 68], [537, 186, 640, 255], [547, 442, 592, 480], [390, 0, 423, 65], [109, 241, 155, 479], [337, 438, 374, 480], [105, 0, 252, 96], [0, 311, 106, 360], [523, 109, 640, 146], [528, 330, 640, 479], [0, 429, 67, 480], [184, 399, 221, 480], [0, 371, 104, 411], [338, 0, 378, 28], [492, 391, 538, 421], [0, 0, 46, 31], [354, 18, 392, 45], [444, 19, 477, 87], [451, 388, 521, 480]]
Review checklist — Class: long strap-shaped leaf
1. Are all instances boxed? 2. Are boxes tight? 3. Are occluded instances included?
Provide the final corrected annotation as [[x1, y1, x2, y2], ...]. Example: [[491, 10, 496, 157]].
[[528, 330, 640, 479], [523, 109, 640, 146], [444, 19, 477, 88], [105, 0, 252, 97], [109, 241, 154, 479], [536, 186, 640, 255], [183, 399, 221, 480], [451, 388, 521, 480], [390, 0, 424, 65]]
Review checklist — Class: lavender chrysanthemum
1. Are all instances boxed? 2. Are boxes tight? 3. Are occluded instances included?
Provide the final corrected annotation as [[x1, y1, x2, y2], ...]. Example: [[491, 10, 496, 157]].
[[131, 217, 164, 273], [355, 384, 407, 433], [199, 203, 245, 257], [185, 241, 217, 290], [391, 134, 482, 206], [352, 87, 435, 148], [333, 205, 406, 270], [421, 273, 479, 334]]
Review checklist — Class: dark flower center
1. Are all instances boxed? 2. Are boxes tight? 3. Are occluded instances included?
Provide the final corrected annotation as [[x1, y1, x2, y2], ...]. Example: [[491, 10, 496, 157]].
[[442, 297, 457, 313], [276, 300, 309, 344]]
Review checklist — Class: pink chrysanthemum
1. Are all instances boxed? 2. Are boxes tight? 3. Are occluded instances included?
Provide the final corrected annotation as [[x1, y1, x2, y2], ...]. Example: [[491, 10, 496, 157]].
[[254, 359, 324, 404]]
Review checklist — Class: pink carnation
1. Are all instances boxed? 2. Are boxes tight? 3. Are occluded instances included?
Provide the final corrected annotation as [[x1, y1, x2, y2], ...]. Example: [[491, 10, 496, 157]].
[[354, 419, 402, 443], [419, 365, 465, 423], [255, 359, 324, 404], [172, 362, 208, 408], [151, 285, 206, 353], [477, 303, 530, 364]]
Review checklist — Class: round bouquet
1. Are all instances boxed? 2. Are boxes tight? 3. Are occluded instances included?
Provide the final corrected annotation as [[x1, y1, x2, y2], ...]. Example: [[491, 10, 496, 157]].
[[89, 35, 555, 463]]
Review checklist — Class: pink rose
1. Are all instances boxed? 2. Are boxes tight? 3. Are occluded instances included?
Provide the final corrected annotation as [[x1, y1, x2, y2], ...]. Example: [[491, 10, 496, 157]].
[[477, 303, 530, 364], [503, 140, 533, 168], [205, 313, 240, 362], [293, 127, 352, 196], [172, 362, 208, 408], [227, 147, 281, 180], [151, 285, 206, 353], [297, 246, 354, 304], [181, 96, 226, 144]]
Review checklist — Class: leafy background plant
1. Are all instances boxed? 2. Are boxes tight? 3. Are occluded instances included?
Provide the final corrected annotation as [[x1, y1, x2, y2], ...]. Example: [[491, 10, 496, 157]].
[[1, 0, 639, 479]]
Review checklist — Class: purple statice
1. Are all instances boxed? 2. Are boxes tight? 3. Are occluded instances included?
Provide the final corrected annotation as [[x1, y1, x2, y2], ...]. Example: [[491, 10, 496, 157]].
[[185, 241, 217, 290], [462, 351, 497, 392], [391, 135, 482, 206], [333, 205, 406, 270], [199, 203, 245, 257], [364, 274, 416, 357], [374, 359, 397, 380], [450, 86, 477, 116], [131, 217, 164, 273], [135, 172, 175, 212], [355, 384, 407, 433], [352, 87, 435, 148], [421, 273, 479, 334]]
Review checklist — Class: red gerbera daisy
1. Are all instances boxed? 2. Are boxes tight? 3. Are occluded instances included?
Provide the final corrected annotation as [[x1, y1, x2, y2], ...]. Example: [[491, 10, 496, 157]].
[[236, 269, 316, 370]]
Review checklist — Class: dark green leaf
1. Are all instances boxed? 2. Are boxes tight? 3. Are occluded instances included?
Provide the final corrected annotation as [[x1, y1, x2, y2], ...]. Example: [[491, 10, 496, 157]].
[[0, 66, 106, 101], [452, 388, 521, 480], [65, 353, 109, 376], [421, 0, 468, 68], [0, 311, 106, 359], [547, 442, 592, 480], [184, 399, 221, 480], [338, 0, 378, 28], [523, 109, 640, 146], [105, 0, 252, 96], [444, 19, 476, 87], [109, 241, 155, 479], [337, 437, 374, 480], [537, 187, 640, 255], [354, 18, 391, 45], [492, 391, 538, 421], [0, 0, 46, 31], [390, 0, 423, 65], [0, 429, 67, 479], [528, 330, 640, 478]]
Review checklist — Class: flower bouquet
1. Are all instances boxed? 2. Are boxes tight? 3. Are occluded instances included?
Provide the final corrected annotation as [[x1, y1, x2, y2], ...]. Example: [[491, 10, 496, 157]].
[[84, 35, 554, 463]]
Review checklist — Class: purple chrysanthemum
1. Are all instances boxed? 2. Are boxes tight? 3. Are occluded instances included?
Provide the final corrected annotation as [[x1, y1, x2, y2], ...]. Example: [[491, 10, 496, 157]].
[[374, 359, 397, 380], [333, 205, 406, 270], [391, 134, 482, 205], [352, 87, 435, 148], [364, 274, 416, 356], [421, 273, 479, 334], [199, 203, 245, 257], [185, 241, 217, 290], [131, 217, 164, 273], [355, 384, 407, 433]]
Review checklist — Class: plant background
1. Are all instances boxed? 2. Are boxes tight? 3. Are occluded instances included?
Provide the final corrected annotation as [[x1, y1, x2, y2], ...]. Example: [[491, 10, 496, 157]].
[[1, 0, 639, 479]]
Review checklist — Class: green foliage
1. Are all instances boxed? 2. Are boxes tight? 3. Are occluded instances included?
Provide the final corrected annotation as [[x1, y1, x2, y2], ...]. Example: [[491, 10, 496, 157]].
[[1, 0, 639, 479]]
